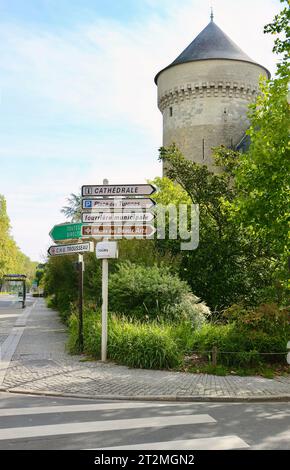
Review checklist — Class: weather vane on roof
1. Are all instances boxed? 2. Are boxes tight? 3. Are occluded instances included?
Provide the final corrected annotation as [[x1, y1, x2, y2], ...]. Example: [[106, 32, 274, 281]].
[[210, 6, 214, 22]]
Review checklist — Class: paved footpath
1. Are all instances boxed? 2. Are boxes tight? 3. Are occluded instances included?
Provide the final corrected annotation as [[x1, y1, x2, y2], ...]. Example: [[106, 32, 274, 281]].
[[0, 298, 289, 401]]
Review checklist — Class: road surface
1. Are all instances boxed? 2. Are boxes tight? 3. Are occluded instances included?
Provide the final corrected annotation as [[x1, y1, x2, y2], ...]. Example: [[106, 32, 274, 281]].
[[0, 393, 289, 450]]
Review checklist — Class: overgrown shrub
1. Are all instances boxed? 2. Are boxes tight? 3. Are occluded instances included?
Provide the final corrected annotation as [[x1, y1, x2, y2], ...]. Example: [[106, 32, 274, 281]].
[[108, 261, 210, 325], [191, 304, 290, 367], [223, 303, 289, 335], [163, 293, 210, 328]]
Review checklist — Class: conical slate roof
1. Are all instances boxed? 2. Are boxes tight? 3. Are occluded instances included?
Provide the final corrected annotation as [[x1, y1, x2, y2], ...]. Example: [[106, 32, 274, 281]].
[[155, 20, 270, 83]]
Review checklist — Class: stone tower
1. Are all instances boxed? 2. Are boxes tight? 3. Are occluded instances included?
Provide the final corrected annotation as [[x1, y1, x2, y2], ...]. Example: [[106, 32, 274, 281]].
[[155, 14, 270, 171]]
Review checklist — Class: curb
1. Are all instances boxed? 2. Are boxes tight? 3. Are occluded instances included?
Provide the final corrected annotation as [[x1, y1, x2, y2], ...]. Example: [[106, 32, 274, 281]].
[[1, 387, 290, 403]]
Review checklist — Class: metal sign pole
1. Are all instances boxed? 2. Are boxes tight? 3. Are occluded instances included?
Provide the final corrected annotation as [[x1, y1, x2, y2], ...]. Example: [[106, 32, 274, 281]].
[[101, 258, 109, 362], [78, 254, 84, 353], [101, 178, 109, 362]]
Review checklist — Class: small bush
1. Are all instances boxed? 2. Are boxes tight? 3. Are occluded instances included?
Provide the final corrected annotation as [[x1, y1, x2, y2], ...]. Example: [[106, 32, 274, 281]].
[[109, 262, 189, 314], [223, 303, 289, 335], [191, 307, 290, 367], [108, 261, 210, 325], [164, 293, 210, 328]]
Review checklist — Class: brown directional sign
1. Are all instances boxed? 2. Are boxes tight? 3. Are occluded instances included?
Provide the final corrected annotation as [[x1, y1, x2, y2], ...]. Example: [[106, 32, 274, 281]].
[[82, 225, 156, 238]]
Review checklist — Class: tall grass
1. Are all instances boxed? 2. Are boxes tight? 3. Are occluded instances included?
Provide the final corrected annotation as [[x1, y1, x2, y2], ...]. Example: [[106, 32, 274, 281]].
[[68, 312, 186, 370]]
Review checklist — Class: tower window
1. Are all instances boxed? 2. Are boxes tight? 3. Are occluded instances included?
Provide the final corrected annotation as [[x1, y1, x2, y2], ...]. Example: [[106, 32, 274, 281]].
[[169, 107, 173, 117], [202, 139, 205, 160]]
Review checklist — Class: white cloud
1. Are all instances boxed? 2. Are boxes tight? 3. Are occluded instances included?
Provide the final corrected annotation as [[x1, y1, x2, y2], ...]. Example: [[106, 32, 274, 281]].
[[0, 0, 279, 129], [0, 0, 281, 260]]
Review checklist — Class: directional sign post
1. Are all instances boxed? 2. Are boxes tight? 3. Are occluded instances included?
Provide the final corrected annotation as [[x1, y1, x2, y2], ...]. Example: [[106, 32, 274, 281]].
[[78, 254, 84, 353], [80, 181, 157, 362], [82, 198, 156, 211], [82, 225, 156, 238], [49, 223, 83, 242], [93, 241, 119, 362], [48, 242, 94, 257], [82, 184, 156, 197]]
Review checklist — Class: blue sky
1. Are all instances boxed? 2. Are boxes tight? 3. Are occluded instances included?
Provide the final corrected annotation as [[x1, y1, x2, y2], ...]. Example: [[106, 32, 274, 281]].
[[0, 0, 281, 261]]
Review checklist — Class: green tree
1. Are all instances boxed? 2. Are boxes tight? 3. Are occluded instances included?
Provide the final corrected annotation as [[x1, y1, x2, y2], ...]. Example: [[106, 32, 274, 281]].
[[158, 146, 277, 311], [44, 255, 79, 319], [231, 0, 290, 285], [0, 194, 37, 288], [34, 265, 46, 288], [0, 195, 12, 279], [61, 193, 82, 222], [264, 0, 290, 72]]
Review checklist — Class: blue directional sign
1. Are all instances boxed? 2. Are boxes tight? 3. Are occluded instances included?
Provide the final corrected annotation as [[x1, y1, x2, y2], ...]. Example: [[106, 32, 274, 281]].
[[84, 200, 93, 209]]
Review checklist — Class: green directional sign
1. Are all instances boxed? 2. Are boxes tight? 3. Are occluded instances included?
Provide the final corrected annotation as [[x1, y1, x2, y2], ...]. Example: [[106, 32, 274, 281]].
[[49, 223, 83, 242]]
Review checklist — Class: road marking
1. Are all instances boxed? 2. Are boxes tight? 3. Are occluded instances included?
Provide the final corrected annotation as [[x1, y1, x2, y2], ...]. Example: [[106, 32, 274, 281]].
[[92, 435, 249, 450], [0, 314, 20, 319], [0, 402, 199, 416], [0, 414, 216, 440]]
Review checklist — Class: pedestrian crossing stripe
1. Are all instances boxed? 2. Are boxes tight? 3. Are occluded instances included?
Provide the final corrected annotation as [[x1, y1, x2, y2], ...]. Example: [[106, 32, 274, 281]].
[[0, 401, 208, 417], [0, 399, 250, 450], [0, 414, 216, 441], [89, 435, 249, 450]]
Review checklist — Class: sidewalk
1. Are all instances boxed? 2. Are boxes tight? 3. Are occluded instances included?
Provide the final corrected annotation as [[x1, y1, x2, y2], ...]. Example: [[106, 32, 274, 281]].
[[0, 298, 289, 401]]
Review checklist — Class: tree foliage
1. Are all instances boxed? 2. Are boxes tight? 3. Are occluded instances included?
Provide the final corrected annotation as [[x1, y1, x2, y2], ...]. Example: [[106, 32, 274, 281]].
[[158, 146, 278, 311], [61, 193, 82, 222], [231, 0, 290, 274], [233, 77, 289, 259], [264, 0, 290, 70], [0, 195, 37, 287]]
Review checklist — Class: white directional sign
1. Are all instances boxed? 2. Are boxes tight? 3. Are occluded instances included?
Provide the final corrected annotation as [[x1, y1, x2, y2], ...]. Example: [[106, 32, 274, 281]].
[[82, 225, 156, 238], [96, 241, 119, 259], [82, 198, 156, 211], [48, 242, 94, 257], [82, 184, 156, 197], [82, 212, 155, 224]]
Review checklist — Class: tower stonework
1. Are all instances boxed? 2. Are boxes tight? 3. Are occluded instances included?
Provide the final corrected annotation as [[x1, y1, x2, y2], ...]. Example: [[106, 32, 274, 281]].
[[155, 18, 270, 171]]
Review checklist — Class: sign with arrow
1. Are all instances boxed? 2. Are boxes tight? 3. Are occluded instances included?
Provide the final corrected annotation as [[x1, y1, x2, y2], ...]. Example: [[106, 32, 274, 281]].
[[48, 242, 94, 257], [82, 212, 155, 224], [49, 223, 83, 242], [82, 198, 156, 211], [82, 184, 156, 197], [82, 225, 156, 238]]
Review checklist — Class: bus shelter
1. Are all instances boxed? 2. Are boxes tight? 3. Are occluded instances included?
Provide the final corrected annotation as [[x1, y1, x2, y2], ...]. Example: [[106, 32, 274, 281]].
[[2, 274, 27, 308]]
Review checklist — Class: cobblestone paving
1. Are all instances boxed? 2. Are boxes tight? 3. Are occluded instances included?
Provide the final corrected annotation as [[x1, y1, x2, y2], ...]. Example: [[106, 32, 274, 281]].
[[1, 299, 290, 400]]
